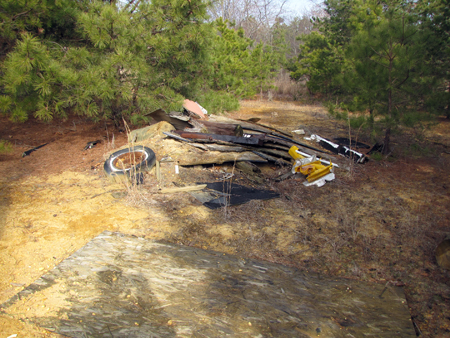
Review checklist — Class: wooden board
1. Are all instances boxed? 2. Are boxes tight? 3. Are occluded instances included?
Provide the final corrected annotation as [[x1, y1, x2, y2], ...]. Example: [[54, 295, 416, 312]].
[[1, 231, 415, 337]]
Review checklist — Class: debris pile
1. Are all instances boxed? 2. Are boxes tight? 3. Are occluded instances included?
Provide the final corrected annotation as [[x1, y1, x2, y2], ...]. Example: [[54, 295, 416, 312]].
[[148, 105, 347, 186], [105, 101, 375, 198]]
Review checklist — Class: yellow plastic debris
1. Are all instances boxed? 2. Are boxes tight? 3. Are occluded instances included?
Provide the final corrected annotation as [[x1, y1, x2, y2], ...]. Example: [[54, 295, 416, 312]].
[[289, 146, 334, 184], [306, 161, 333, 182], [288, 145, 304, 160]]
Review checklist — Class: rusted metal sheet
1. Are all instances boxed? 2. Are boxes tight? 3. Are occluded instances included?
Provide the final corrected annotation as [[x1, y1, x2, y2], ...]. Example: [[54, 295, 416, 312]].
[[1, 231, 415, 338]]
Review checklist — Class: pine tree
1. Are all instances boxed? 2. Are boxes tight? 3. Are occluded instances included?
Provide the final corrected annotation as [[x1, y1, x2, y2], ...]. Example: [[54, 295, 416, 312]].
[[209, 18, 254, 97], [293, 0, 435, 154], [0, 0, 224, 123], [342, 0, 426, 153], [291, 31, 345, 95], [417, 0, 450, 118], [249, 42, 279, 99]]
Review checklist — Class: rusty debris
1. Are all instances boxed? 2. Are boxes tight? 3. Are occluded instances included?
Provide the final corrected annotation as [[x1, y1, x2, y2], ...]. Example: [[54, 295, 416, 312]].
[[114, 102, 371, 188]]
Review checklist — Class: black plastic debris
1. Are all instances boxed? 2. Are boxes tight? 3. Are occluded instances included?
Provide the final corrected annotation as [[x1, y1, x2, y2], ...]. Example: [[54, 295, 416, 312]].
[[83, 140, 102, 150], [310, 135, 367, 163], [333, 138, 371, 149], [22, 143, 48, 157], [194, 182, 280, 209]]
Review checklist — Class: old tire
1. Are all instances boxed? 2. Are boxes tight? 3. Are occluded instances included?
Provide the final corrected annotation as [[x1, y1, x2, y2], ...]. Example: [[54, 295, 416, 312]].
[[104, 146, 156, 182]]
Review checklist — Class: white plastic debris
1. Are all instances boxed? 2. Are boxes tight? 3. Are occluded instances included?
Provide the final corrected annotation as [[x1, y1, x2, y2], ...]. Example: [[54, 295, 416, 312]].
[[303, 172, 335, 187], [7, 334, 18, 338], [305, 134, 366, 163], [291, 155, 317, 174], [292, 148, 339, 167], [292, 129, 305, 135]]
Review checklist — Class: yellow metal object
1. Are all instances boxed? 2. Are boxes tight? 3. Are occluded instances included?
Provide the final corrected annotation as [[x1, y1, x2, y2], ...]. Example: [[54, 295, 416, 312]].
[[306, 161, 333, 182], [288, 146, 304, 160], [298, 161, 322, 175], [289, 146, 333, 183]]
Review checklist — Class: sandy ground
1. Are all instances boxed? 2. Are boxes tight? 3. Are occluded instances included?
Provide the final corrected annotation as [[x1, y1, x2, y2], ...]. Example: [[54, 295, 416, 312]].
[[0, 100, 449, 337]]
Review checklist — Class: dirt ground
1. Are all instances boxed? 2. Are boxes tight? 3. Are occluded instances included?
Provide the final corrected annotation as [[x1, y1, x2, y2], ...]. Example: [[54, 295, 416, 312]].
[[0, 100, 449, 337]]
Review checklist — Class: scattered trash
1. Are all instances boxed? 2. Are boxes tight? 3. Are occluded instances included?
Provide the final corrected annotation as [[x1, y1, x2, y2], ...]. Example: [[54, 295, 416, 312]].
[[104, 146, 156, 184], [292, 129, 305, 135], [183, 99, 207, 119], [83, 140, 102, 150], [22, 143, 48, 157], [303, 172, 335, 187], [106, 102, 371, 193], [305, 134, 367, 163], [333, 137, 371, 149], [289, 146, 335, 187], [7, 334, 18, 338], [290, 146, 339, 168]]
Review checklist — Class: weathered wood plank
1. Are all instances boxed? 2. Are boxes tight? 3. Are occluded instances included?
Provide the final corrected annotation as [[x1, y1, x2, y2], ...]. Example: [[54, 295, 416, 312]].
[[209, 115, 291, 138], [177, 150, 267, 166], [189, 143, 246, 152], [173, 130, 265, 146], [194, 120, 244, 136], [159, 184, 207, 194], [1, 231, 415, 338]]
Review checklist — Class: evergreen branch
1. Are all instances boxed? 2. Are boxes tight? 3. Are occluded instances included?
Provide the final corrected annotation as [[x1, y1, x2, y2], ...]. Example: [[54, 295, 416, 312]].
[[367, 54, 389, 69], [369, 46, 389, 66], [12, 9, 33, 21], [395, 70, 410, 89]]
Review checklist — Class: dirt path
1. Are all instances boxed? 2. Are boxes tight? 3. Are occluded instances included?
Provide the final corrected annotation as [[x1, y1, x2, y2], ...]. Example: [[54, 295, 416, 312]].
[[0, 101, 449, 337]]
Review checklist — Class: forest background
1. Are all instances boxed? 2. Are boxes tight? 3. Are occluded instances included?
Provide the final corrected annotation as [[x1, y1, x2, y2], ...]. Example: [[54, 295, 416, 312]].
[[0, 0, 449, 154]]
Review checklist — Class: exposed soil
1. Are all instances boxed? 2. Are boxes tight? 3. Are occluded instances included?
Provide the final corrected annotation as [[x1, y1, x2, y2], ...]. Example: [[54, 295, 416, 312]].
[[0, 100, 449, 337]]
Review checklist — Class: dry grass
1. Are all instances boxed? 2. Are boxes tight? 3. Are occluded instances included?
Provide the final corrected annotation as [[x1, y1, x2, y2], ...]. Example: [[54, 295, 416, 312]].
[[2, 101, 449, 336], [271, 70, 309, 101], [157, 127, 450, 336], [148, 102, 450, 336], [0, 140, 13, 153]]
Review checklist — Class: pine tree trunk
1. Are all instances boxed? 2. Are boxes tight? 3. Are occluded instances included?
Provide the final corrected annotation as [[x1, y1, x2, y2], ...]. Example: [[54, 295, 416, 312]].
[[383, 127, 391, 155], [384, 55, 393, 155], [446, 81, 450, 119]]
